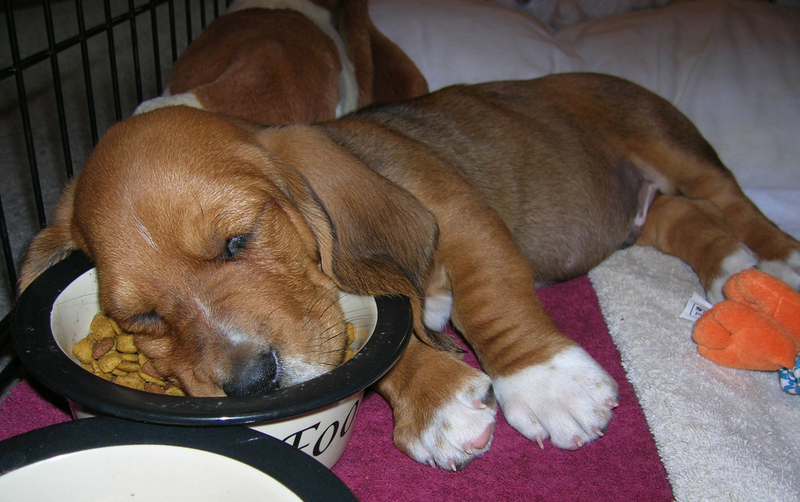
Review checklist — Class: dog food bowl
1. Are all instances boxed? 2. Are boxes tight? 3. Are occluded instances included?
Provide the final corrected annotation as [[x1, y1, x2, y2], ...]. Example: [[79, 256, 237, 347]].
[[12, 251, 412, 468], [0, 416, 357, 501]]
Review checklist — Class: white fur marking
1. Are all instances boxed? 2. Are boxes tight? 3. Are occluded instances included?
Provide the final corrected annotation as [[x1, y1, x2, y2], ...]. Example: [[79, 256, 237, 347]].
[[423, 294, 453, 332], [130, 213, 160, 253], [707, 246, 758, 303], [492, 346, 618, 450], [404, 370, 495, 470], [226, 0, 359, 117], [634, 182, 658, 227], [133, 92, 204, 116], [281, 355, 329, 385], [757, 249, 800, 291]]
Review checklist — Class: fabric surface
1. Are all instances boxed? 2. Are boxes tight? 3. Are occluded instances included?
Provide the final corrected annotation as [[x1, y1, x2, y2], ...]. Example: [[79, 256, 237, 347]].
[[589, 247, 800, 501], [0, 380, 71, 442], [0, 276, 672, 501], [331, 276, 672, 501]]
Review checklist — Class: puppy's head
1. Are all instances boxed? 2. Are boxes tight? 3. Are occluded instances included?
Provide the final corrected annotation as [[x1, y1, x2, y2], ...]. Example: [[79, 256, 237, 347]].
[[20, 106, 438, 397]]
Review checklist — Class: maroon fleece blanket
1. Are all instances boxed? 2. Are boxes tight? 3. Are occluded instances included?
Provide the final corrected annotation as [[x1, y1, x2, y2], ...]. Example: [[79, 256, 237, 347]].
[[0, 275, 672, 501]]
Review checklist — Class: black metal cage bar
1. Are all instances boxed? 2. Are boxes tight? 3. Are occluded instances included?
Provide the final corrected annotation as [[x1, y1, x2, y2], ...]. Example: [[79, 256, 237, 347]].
[[0, 0, 225, 393]]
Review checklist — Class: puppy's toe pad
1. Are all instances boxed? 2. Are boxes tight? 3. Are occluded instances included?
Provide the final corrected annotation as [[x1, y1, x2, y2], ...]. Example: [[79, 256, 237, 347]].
[[493, 346, 618, 450]]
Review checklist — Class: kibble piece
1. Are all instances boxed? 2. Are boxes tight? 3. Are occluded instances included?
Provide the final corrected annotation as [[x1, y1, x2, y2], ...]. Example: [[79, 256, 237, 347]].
[[73, 338, 96, 365], [108, 317, 123, 336], [91, 337, 116, 359], [140, 360, 161, 379], [117, 361, 141, 373], [144, 382, 165, 394], [89, 314, 116, 340], [343, 322, 356, 361], [97, 351, 122, 373], [139, 371, 166, 387], [115, 373, 146, 390], [164, 383, 186, 396], [116, 334, 138, 354]]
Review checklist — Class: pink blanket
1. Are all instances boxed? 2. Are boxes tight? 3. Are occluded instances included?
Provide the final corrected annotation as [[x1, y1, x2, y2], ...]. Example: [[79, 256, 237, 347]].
[[0, 275, 672, 500]]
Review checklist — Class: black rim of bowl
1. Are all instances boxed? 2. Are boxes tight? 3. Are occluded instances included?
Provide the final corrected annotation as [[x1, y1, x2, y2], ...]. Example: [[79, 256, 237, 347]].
[[12, 251, 412, 426], [0, 416, 358, 501]]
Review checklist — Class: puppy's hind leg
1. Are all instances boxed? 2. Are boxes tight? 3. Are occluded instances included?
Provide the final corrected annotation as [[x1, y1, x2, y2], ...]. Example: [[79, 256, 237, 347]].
[[636, 195, 758, 303], [629, 138, 800, 299]]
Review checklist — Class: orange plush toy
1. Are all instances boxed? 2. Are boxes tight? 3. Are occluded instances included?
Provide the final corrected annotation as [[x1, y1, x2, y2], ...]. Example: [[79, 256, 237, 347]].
[[692, 269, 800, 394]]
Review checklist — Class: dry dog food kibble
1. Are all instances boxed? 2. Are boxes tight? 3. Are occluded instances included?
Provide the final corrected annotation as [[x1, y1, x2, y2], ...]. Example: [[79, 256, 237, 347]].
[[344, 321, 356, 361], [73, 312, 186, 396], [74, 312, 359, 394]]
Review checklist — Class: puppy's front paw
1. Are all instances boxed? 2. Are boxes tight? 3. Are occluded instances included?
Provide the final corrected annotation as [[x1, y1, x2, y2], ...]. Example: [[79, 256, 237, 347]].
[[493, 346, 618, 450], [395, 369, 496, 471]]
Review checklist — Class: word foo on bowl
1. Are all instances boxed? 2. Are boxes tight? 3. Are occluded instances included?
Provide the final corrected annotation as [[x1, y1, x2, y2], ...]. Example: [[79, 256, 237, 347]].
[[12, 252, 412, 468]]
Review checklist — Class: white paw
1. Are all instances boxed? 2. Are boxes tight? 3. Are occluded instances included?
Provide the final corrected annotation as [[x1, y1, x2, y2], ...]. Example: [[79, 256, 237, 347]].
[[707, 246, 758, 303], [493, 346, 618, 450], [758, 250, 800, 291], [403, 371, 496, 471]]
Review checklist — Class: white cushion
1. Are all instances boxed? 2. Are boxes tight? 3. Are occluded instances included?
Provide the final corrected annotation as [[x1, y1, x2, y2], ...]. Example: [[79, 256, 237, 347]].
[[370, 0, 585, 91], [371, 0, 800, 191], [556, 1, 800, 190]]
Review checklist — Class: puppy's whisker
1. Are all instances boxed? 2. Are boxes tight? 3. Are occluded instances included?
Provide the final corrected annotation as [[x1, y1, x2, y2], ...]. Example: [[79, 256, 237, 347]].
[[301, 288, 340, 327], [317, 323, 347, 346]]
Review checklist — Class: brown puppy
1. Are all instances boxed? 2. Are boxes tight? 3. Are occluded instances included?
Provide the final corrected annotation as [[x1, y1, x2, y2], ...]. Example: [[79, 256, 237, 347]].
[[134, 0, 428, 124], [20, 73, 800, 470]]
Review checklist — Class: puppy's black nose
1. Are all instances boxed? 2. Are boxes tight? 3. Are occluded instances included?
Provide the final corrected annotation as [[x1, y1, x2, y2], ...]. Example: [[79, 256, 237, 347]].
[[223, 350, 280, 396]]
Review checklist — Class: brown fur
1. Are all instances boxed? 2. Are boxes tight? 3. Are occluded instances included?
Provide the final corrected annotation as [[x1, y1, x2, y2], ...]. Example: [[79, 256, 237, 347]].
[[19, 73, 800, 462], [168, 0, 428, 125]]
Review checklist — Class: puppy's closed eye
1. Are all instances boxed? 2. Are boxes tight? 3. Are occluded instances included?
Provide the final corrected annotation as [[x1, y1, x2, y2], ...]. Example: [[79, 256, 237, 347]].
[[132, 310, 162, 325], [220, 234, 249, 260], [123, 310, 165, 334]]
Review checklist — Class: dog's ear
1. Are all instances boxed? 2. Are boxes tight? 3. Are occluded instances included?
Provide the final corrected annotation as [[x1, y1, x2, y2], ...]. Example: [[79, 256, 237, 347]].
[[256, 125, 438, 299], [333, 0, 429, 107], [254, 125, 457, 350], [18, 179, 84, 293]]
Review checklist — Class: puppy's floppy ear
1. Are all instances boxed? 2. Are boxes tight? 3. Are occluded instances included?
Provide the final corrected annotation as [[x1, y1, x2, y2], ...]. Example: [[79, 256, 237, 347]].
[[332, 0, 429, 106], [18, 179, 84, 293], [254, 125, 455, 350], [256, 125, 437, 298]]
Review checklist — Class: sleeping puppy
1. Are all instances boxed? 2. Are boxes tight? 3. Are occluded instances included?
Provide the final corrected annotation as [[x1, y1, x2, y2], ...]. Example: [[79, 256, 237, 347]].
[[134, 0, 429, 124], [20, 73, 800, 470]]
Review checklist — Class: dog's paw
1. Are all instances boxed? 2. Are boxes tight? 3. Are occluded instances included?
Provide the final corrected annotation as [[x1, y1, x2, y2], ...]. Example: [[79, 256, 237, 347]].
[[707, 246, 759, 304], [757, 249, 800, 292], [397, 370, 496, 471], [492, 346, 618, 450]]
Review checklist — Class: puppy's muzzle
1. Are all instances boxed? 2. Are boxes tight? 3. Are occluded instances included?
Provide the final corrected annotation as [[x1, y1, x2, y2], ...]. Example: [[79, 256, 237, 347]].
[[222, 349, 280, 396]]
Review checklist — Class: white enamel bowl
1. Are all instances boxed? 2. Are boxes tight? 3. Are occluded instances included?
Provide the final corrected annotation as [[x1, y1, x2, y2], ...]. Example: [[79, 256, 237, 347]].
[[12, 252, 412, 468], [0, 416, 358, 501]]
